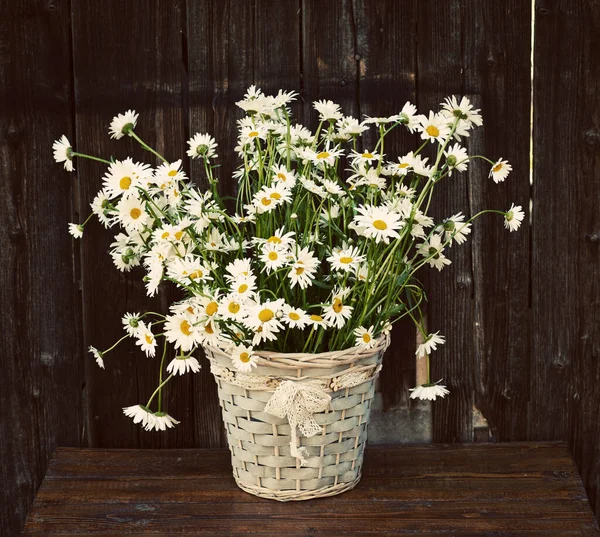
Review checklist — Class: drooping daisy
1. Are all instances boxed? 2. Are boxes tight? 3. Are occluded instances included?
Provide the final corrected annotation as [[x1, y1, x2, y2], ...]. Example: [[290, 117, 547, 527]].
[[354, 326, 376, 349], [68, 223, 84, 239], [442, 212, 472, 245], [135, 322, 157, 357], [489, 158, 512, 183], [164, 313, 198, 352], [109, 109, 139, 139], [122, 312, 142, 336], [504, 203, 525, 232], [186, 133, 218, 159], [313, 99, 343, 122], [416, 331, 446, 358], [122, 405, 155, 429], [289, 247, 319, 289], [323, 288, 353, 329], [327, 246, 365, 272], [353, 204, 403, 244], [417, 112, 451, 143], [88, 346, 104, 369], [147, 412, 181, 431], [397, 101, 420, 132], [90, 189, 114, 228], [444, 143, 469, 176], [166, 355, 202, 375], [281, 304, 310, 330], [231, 345, 257, 372], [418, 234, 452, 271], [116, 195, 149, 232], [52, 135, 74, 171], [442, 96, 482, 127], [409, 382, 450, 401]]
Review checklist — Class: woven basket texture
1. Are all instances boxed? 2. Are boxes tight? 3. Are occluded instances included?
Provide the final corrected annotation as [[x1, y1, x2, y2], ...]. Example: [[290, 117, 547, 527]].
[[203, 334, 390, 501]]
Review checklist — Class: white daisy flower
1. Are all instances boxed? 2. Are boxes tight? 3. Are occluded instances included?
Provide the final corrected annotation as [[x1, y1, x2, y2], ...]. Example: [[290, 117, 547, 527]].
[[307, 313, 329, 330], [239, 125, 267, 146], [362, 115, 400, 126], [442, 213, 472, 245], [398, 101, 420, 132], [221, 294, 246, 321], [353, 204, 403, 244], [164, 313, 198, 352], [418, 234, 451, 271], [109, 109, 139, 139], [167, 256, 211, 284], [253, 227, 296, 250], [281, 305, 310, 329], [442, 96, 482, 127], [289, 247, 319, 289], [416, 331, 446, 358], [166, 355, 202, 375], [504, 203, 525, 232], [116, 195, 149, 232], [336, 116, 368, 137], [148, 412, 180, 431], [321, 178, 346, 196], [327, 246, 365, 272], [384, 152, 414, 176], [243, 299, 285, 335], [444, 143, 469, 176], [306, 145, 343, 167], [225, 258, 253, 280], [271, 165, 296, 187], [102, 158, 152, 199], [313, 99, 343, 122], [350, 149, 382, 164], [153, 159, 186, 188], [299, 175, 327, 197], [230, 274, 257, 300], [411, 154, 433, 178], [186, 133, 218, 159], [122, 312, 143, 337], [409, 382, 450, 401], [52, 135, 74, 171], [354, 326, 376, 349], [231, 345, 257, 372], [68, 223, 84, 239], [88, 346, 104, 369], [355, 264, 369, 282], [122, 405, 154, 429], [90, 189, 113, 228], [135, 322, 157, 357], [323, 288, 353, 329], [417, 111, 451, 142], [260, 242, 288, 273], [489, 158, 512, 183]]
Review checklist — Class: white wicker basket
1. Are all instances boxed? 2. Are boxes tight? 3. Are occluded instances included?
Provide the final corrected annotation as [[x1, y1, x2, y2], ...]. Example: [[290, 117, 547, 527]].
[[203, 334, 390, 501]]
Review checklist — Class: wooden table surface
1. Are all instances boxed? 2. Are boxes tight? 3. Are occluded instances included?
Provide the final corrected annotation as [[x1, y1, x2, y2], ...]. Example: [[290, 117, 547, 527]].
[[22, 442, 599, 536]]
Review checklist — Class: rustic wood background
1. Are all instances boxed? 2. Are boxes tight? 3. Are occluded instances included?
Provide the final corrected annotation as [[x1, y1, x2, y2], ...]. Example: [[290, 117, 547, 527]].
[[1, 1, 598, 536]]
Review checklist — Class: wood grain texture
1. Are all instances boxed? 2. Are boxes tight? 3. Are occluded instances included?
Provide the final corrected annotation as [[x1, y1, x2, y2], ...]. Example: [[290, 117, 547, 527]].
[[71, 1, 191, 449], [0, 2, 84, 536], [532, 0, 600, 515], [21, 444, 600, 536]]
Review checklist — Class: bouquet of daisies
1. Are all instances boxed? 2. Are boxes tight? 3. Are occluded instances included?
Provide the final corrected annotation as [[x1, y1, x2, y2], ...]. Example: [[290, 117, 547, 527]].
[[53, 86, 522, 431]]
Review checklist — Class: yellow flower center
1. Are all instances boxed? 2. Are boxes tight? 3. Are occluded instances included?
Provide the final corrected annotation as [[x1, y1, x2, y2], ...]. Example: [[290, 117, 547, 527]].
[[310, 314, 323, 322], [277, 173, 287, 181], [261, 197, 272, 206], [339, 256, 353, 264], [130, 208, 141, 219], [398, 163, 409, 168], [333, 298, 343, 313], [492, 163, 503, 172], [267, 236, 282, 244], [161, 231, 170, 239], [180, 320, 192, 336], [426, 125, 440, 137], [205, 322, 214, 334], [186, 306, 195, 314], [238, 284, 248, 293], [289, 312, 300, 321], [174, 231, 184, 241], [362, 333, 371, 343], [373, 219, 388, 230], [168, 169, 178, 177], [258, 308, 274, 323], [362, 152, 374, 159], [316, 151, 330, 159], [228, 302, 240, 314], [145, 334, 153, 344], [268, 251, 278, 261], [239, 352, 250, 363], [295, 266, 305, 275], [119, 176, 132, 190], [249, 130, 259, 137], [189, 269, 203, 280], [270, 192, 281, 200], [206, 301, 218, 316]]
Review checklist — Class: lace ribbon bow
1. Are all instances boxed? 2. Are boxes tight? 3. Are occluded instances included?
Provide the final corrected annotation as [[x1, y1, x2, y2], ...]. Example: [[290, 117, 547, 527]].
[[264, 380, 332, 466]]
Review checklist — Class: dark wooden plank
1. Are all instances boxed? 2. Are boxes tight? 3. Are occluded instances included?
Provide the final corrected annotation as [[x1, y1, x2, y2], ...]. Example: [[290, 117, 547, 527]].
[[531, 0, 600, 521], [415, 0, 474, 443], [462, 0, 532, 443], [71, 1, 192, 449], [0, 1, 83, 536]]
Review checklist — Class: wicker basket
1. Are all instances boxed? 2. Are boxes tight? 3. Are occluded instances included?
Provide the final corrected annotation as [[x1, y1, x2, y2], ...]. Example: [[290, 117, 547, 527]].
[[203, 334, 390, 501]]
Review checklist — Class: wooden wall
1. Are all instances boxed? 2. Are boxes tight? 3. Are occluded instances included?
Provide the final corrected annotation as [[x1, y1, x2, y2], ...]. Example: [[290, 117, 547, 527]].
[[0, 1, 598, 535]]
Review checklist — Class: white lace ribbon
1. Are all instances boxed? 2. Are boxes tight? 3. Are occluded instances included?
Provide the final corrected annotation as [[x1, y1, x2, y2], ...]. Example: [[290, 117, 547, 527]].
[[264, 380, 332, 466]]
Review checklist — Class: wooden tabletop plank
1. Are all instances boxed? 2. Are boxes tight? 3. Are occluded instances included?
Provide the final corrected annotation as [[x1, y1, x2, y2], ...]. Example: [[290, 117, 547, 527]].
[[22, 443, 599, 536]]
